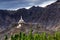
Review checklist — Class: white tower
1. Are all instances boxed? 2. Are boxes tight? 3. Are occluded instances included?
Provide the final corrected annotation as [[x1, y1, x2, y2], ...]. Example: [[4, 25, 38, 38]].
[[17, 16, 25, 28], [18, 16, 25, 24]]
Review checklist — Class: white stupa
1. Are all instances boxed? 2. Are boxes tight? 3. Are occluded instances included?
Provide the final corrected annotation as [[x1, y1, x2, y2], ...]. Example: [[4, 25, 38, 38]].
[[17, 16, 25, 28], [18, 16, 25, 24]]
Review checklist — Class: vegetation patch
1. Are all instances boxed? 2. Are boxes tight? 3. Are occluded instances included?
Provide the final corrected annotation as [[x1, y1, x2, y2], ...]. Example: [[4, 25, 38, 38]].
[[4, 30, 60, 40]]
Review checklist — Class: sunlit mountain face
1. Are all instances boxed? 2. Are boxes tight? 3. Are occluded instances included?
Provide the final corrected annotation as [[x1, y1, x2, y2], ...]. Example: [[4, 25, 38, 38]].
[[0, 0, 57, 10]]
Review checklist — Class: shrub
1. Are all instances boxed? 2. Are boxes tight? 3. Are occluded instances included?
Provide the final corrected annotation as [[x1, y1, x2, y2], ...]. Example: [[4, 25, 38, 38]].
[[5, 31, 60, 40]]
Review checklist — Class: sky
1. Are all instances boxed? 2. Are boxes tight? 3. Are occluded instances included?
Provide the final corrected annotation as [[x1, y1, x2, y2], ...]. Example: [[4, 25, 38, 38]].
[[0, 0, 57, 10]]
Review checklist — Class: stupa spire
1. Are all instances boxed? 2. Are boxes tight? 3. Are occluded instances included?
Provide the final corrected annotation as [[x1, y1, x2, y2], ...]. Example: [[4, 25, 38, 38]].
[[21, 16, 23, 20]]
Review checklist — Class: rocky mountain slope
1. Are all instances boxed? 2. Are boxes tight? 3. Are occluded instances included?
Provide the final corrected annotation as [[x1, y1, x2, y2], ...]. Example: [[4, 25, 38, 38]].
[[0, 0, 60, 32]]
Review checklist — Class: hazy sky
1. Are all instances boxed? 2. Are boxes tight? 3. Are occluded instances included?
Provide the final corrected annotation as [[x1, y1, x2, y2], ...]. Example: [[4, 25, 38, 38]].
[[0, 0, 57, 10]]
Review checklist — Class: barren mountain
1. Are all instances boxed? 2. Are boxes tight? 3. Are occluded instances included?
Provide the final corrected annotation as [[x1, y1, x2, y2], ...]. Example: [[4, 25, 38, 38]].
[[0, 0, 60, 32], [0, 0, 60, 40]]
